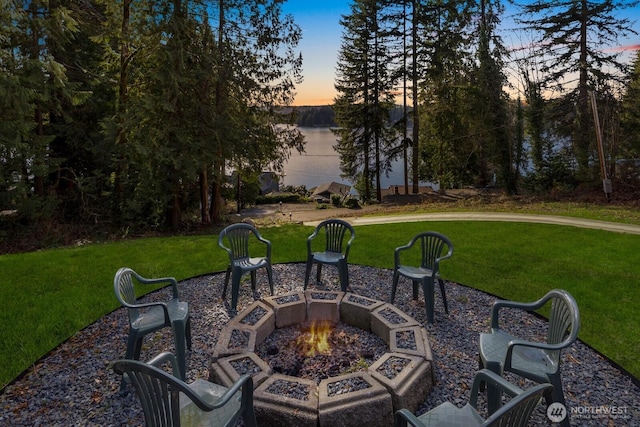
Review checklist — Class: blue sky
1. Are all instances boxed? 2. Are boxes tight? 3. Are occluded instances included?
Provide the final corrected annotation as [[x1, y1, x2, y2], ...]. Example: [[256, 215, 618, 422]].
[[281, 0, 351, 106], [282, 1, 640, 106]]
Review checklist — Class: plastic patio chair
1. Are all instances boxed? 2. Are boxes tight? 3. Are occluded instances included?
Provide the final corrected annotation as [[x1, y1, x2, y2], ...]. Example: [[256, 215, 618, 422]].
[[304, 218, 355, 292], [218, 223, 274, 313], [393, 369, 552, 427], [112, 352, 257, 427], [390, 232, 453, 324], [478, 289, 580, 426], [114, 267, 192, 392]]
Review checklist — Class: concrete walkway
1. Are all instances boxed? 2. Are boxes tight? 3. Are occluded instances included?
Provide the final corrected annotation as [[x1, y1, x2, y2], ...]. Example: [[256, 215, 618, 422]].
[[306, 212, 640, 235]]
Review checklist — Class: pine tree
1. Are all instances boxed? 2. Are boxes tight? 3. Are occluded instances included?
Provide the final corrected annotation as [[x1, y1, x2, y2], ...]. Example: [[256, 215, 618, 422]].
[[515, 0, 639, 180], [472, 0, 516, 192], [416, 0, 474, 189], [620, 51, 640, 159], [0, 0, 84, 220], [334, 0, 398, 202], [208, 0, 303, 221]]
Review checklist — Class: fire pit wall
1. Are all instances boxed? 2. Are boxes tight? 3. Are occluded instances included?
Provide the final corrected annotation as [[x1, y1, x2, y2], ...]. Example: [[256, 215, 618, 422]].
[[209, 291, 434, 427]]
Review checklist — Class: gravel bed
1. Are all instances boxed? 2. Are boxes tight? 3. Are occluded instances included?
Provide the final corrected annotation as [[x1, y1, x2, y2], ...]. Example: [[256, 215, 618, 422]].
[[327, 376, 371, 397], [0, 263, 638, 426], [239, 306, 268, 325], [377, 356, 412, 380], [265, 378, 311, 401]]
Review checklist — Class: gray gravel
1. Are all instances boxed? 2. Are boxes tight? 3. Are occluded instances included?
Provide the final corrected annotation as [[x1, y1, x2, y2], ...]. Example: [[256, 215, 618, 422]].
[[0, 263, 638, 426]]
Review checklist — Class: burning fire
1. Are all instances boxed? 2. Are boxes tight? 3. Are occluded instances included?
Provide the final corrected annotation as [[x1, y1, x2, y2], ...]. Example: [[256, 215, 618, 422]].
[[297, 320, 333, 357]]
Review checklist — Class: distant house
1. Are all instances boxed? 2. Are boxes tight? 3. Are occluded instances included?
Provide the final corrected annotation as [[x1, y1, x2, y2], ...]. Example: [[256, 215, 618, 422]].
[[258, 172, 280, 195], [311, 181, 351, 203]]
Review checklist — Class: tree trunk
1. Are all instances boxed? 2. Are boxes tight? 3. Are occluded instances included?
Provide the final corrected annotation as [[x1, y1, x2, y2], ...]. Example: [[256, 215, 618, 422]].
[[411, 0, 419, 194], [199, 169, 210, 224]]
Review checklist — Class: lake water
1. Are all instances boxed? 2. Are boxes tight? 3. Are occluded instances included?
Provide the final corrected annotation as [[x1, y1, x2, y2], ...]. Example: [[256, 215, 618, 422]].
[[282, 127, 408, 190]]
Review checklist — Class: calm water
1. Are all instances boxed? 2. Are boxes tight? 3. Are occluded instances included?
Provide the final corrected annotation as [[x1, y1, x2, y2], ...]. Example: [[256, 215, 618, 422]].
[[282, 127, 408, 190]]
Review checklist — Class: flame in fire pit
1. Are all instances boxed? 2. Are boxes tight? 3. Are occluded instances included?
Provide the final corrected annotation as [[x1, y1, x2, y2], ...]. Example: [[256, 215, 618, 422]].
[[297, 321, 333, 357]]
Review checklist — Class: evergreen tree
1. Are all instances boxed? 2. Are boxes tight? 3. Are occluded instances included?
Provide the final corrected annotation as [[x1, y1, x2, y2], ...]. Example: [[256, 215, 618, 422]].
[[0, 0, 85, 222], [514, 0, 639, 180], [209, 0, 303, 221], [472, 0, 516, 192], [334, 0, 398, 202], [620, 51, 640, 161], [416, 0, 474, 189], [96, 0, 303, 227]]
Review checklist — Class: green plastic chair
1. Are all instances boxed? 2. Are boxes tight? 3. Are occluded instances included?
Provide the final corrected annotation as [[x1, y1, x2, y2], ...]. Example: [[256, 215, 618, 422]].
[[394, 369, 552, 427], [114, 267, 192, 392], [304, 219, 355, 292], [390, 232, 453, 324], [478, 289, 580, 426], [112, 352, 257, 427], [218, 223, 274, 313]]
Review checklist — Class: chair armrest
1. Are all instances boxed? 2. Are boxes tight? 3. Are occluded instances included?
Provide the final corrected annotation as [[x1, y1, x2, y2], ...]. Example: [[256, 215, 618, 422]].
[[130, 269, 181, 300], [121, 300, 171, 324], [148, 351, 182, 378], [435, 244, 454, 264], [469, 369, 524, 408], [489, 297, 548, 329], [393, 241, 414, 267], [181, 374, 254, 413], [394, 408, 425, 427], [255, 233, 272, 259], [344, 231, 355, 257], [307, 229, 319, 253]]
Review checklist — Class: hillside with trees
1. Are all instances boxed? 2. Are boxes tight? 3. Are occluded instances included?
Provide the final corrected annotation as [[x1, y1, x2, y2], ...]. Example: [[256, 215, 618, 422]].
[[332, 0, 639, 202], [1, 0, 639, 248]]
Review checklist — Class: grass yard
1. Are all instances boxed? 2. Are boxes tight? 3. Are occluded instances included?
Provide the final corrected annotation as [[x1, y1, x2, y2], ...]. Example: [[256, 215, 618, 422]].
[[1, 213, 639, 389]]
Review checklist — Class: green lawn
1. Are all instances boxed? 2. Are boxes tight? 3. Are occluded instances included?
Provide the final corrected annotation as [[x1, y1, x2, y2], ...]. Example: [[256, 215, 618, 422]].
[[1, 216, 639, 388]]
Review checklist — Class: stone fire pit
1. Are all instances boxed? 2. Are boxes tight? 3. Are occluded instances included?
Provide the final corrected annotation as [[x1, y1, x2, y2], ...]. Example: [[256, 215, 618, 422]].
[[209, 291, 434, 427]]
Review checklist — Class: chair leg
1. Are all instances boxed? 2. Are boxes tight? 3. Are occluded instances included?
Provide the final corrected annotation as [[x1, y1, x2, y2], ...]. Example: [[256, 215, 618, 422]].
[[230, 269, 242, 313], [125, 332, 139, 360], [241, 384, 258, 427], [304, 258, 313, 290], [316, 263, 323, 283], [121, 333, 142, 393], [482, 360, 504, 415], [173, 322, 187, 380], [548, 373, 570, 427], [186, 318, 192, 350], [438, 278, 449, 314], [338, 261, 349, 292], [222, 265, 231, 299], [250, 270, 257, 291], [132, 337, 144, 361], [266, 264, 274, 295], [412, 281, 419, 300], [390, 271, 399, 303], [422, 278, 435, 324]]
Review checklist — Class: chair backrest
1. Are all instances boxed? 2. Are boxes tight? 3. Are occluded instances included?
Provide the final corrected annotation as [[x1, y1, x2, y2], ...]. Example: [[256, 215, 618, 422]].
[[218, 223, 260, 261], [483, 382, 553, 427], [415, 232, 453, 270], [113, 358, 184, 426], [114, 267, 140, 320], [546, 290, 580, 360], [316, 219, 355, 253], [113, 357, 248, 427]]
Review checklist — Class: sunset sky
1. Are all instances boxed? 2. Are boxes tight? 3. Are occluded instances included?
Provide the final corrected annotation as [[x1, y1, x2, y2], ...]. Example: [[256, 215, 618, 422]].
[[281, 0, 640, 107]]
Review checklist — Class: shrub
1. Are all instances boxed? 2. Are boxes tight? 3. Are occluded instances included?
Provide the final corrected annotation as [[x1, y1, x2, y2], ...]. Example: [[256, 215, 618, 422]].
[[344, 197, 360, 209], [255, 193, 304, 205]]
